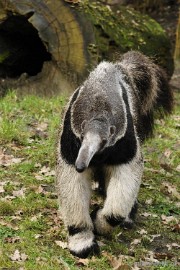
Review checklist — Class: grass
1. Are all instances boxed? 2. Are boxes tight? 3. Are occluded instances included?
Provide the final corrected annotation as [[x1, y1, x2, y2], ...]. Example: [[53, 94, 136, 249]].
[[0, 90, 179, 269]]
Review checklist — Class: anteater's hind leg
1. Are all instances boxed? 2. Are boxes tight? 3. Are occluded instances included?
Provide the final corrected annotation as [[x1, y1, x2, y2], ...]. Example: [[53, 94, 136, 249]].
[[92, 150, 143, 235], [56, 160, 99, 258]]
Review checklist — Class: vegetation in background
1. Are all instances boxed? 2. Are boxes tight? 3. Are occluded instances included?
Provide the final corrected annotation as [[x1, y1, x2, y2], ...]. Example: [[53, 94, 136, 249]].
[[0, 90, 179, 269], [82, 1, 173, 76]]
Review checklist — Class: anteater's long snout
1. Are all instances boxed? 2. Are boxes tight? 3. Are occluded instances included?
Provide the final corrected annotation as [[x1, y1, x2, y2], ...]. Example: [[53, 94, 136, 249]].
[[75, 132, 101, 173]]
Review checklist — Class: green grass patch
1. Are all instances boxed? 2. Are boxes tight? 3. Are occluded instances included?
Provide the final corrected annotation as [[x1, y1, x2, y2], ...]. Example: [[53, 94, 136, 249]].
[[0, 90, 179, 269]]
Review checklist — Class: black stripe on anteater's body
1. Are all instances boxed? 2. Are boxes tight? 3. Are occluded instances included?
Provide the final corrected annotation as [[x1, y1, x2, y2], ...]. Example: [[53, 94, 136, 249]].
[[57, 51, 173, 258]]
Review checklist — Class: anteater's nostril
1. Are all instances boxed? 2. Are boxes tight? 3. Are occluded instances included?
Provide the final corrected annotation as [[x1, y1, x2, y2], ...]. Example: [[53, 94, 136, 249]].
[[75, 162, 86, 173]]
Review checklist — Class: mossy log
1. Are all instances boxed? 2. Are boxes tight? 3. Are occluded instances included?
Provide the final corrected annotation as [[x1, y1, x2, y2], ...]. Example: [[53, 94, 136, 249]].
[[0, 0, 173, 96]]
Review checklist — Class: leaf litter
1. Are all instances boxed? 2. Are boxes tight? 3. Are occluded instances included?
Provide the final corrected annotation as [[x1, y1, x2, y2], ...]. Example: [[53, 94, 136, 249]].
[[0, 147, 23, 167], [10, 249, 28, 262], [0, 91, 179, 269]]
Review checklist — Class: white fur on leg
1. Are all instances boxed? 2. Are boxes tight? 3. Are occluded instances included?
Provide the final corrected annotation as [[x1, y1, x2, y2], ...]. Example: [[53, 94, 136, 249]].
[[93, 145, 143, 234], [56, 159, 93, 229], [68, 230, 97, 258]]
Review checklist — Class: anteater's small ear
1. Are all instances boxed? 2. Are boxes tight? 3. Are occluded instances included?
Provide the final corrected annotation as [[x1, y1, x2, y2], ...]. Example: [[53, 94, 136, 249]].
[[109, 125, 116, 136], [81, 120, 87, 131]]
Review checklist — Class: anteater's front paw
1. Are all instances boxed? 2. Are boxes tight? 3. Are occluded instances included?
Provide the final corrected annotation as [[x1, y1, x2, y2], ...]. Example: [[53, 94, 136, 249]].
[[68, 230, 99, 258], [120, 201, 138, 229], [120, 217, 134, 229]]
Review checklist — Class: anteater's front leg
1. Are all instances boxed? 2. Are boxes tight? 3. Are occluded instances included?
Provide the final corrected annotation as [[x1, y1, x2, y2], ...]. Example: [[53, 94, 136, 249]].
[[92, 150, 144, 235], [56, 160, 99, 258]]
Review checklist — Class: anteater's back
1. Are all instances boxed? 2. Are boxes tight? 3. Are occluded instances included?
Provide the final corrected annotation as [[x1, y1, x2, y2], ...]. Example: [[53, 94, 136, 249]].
[[119, 51, 173, 141]]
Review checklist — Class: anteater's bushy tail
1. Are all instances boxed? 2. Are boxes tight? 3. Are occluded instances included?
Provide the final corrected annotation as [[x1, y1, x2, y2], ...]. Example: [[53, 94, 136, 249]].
[[120, 51, 173, 141]]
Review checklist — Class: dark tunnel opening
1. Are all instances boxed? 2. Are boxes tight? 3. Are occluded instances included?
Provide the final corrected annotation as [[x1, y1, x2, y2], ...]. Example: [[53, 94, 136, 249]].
[[0, 14, 51, 78]]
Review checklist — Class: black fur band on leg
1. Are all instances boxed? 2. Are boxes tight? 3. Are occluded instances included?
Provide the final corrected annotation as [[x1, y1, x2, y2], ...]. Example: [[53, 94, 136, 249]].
[[129, 200, 138, 220], [68, 227, 100, 258], [120, 201, 138, 229], [90, 206, 101, 234], [91, 206, 100, 222], [68, 225, 85, 236], [70, 240, 100, 258], [106, 215, 124, 227]]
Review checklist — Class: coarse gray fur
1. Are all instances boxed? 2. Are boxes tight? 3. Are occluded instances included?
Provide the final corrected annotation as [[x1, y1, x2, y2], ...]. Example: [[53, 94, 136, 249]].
[[71, 60, 127, 142], [56, 51, 173, 258]]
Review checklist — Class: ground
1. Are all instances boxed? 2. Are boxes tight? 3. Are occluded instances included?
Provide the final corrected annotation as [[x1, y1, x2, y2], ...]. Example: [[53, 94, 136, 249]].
[[0, 76, 179, 269], [0, 2, 179, 269]]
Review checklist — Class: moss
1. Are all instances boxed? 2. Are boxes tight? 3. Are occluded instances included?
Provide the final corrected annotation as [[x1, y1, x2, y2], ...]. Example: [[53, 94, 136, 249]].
[[79, 1, 173, 76]]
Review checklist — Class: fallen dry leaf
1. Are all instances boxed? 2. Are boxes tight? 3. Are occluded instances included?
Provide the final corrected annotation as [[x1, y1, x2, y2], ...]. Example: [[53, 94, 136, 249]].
[[111, 256, 131, 270], [55, 240, 67, 249], [141, 212, 157, 218], [34, 163, 42, 168], [38, 166, 55, 176], [10, 249, 28, 262], [36, 122, 48, 132], [4, 236, 21, 243], [102, 252, 131, 270], [145, 198, 153, 205], [163, 149, 172, 158], [77, 258, 89, 266], [166, 243, 180, 250], [144, 251, 159, 263], [130, 239, 141, 246], [150, 234, 161, 242], [34, 174, 44, 181], [13, 188, 26, 198], [30, 213, 42, 222], [21, 253, 28, 262], [154, 252, 173, 260], [28, 121, 48, 139], [10, 250, 21, 261], [97, 240, 106, 247], [0, 147, 23, 166], [162, 182, 180, 199], [0, 219, 19, 230], [0, 185, 5, 193], [35, 185, 45, 194], [1, 195, 16, 201], [155, 119, 165, 126], [161, 215, 178, 224], [36, 256, 48, 263], [138, 229, 147, 235], [175, 201, 180, 208], [34, 234, 42, 239], [30, 216, 38, 222], [171, 223, 180, 232]]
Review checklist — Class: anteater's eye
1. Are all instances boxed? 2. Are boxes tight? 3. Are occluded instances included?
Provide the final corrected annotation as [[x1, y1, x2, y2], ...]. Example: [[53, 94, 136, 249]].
[[101, 138, 107, 147]]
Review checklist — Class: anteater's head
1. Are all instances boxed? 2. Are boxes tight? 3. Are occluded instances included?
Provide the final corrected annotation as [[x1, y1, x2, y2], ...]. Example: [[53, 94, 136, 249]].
[[75, 116, 116, 173]]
